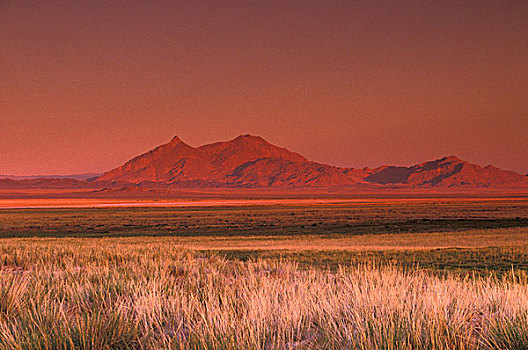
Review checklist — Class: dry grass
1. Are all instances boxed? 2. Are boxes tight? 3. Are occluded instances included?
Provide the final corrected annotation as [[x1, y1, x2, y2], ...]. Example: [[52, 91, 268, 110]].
[[149, 227, 528, 251], [4, 226, 528, 251], [0, 239, 527, 349]]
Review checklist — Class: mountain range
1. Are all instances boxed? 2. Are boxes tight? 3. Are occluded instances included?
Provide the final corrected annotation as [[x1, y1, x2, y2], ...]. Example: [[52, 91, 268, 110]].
[[93, 134, 527, 190]]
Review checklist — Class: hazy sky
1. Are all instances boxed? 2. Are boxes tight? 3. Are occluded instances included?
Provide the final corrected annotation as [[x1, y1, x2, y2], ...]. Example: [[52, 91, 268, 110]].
[[1, 0, 527, 175]]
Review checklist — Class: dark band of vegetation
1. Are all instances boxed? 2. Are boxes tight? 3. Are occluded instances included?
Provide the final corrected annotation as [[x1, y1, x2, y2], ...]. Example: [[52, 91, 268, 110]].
[[1, 200, 527, 238]]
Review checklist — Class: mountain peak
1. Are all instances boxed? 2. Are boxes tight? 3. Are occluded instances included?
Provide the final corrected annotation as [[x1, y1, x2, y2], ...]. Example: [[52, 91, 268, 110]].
[[169, 135, 184, 144], [233, 134, 266, 142], [442, 155, 463, 162]]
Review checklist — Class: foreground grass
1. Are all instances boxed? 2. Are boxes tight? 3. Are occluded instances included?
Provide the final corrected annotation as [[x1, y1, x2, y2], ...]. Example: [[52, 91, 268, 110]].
[[213, 244, 528, 276], [0, 240, 527, 349]]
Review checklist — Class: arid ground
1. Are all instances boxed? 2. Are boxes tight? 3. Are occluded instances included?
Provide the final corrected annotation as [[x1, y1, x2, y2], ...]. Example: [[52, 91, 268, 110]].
[[0, 196, 527, 348]]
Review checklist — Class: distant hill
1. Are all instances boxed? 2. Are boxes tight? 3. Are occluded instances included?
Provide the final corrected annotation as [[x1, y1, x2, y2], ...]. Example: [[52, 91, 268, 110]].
[[0, 173, 101, 181], [96, 135, 528, 189], [0, 178, 93, 189]]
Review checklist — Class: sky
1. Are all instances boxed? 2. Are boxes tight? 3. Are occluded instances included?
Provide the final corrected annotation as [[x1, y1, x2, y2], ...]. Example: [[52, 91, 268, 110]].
[[1, 0, 527, 175]]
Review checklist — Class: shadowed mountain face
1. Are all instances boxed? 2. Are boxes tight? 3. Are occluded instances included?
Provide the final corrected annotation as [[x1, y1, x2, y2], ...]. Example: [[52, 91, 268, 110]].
[[226, 158, 363, 187], [364, 156, 528, 188], [95, 136, 528, 189]]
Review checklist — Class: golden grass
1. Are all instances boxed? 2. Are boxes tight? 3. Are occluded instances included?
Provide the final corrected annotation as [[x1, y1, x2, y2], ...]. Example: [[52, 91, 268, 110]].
[[6, 227, 526, 252], [0, 239, 527, 349], [158, 227, 528, 251]]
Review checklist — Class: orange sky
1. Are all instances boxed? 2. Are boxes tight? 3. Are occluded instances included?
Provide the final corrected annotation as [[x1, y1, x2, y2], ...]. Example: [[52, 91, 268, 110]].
[[1, 1, 527, 175]]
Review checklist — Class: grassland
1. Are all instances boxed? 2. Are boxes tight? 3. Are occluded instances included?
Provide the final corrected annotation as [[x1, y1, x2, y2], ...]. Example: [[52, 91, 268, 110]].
[[1, 239, 528, 349], [0, 198, 527, 348]]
